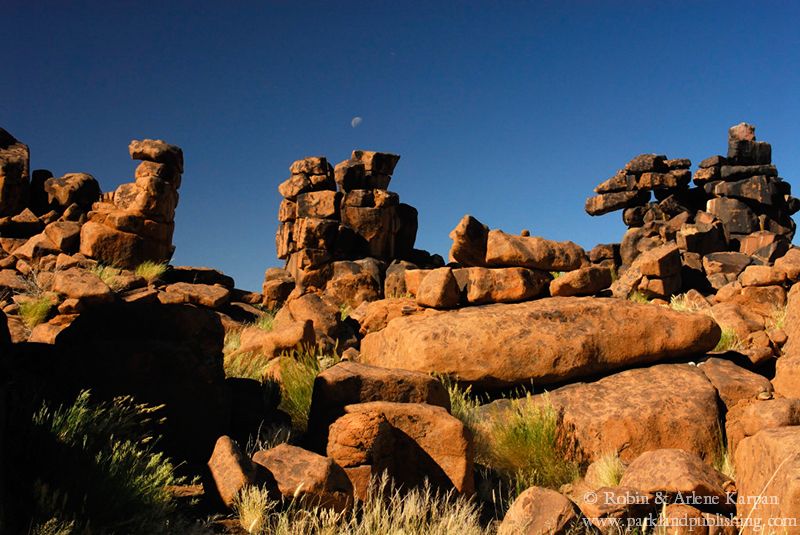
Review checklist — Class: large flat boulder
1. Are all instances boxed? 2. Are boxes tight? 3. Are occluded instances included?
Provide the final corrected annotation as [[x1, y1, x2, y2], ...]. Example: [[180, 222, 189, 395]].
[[480, 364, 721, 464], [361, 297, 721, 388]]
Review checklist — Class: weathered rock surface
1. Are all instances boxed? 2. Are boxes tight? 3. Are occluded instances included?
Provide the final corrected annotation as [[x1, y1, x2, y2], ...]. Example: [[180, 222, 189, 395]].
[[481, 364, 721, 463], [206, 436, 258, 508], [464, 267, 550, 304], [361, 298, 720, 388], [726, 399, 800, 454], [448, 214, 488, 266], [498, 486, 578, 535], [697, 357, 773, 409], [338, 401, 474, 494], [252, 444, 352, 511], [618, 449, 730, 503], [550, 265, 612, 297], [734, 427, 800, 533], [415, 267, 460, 309], [485, 230, 586, 271], [307, 361, 449, 450]]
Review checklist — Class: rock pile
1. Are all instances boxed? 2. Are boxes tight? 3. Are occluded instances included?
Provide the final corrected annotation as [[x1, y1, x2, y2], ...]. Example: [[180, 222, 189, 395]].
[[81, 139, 184, 268], [267, 151, 441, 311], [585, 123, 798, 296]]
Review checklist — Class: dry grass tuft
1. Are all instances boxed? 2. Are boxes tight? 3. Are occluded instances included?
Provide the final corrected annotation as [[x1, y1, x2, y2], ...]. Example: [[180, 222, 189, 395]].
[[135, 261, 169, 284], [19, 295, 54, 328], [233, 473, 487, 535], [591, 452, 626, 487], [713, 328, 743, 352]]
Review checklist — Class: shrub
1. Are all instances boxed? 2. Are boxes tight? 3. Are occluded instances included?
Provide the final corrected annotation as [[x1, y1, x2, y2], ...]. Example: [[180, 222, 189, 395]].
[[18, 295, 54, 328], [714, 328, 743, 352], [233, 473, 487, 535], [135, 261, 168, 284], [28, 390, 182, 533]]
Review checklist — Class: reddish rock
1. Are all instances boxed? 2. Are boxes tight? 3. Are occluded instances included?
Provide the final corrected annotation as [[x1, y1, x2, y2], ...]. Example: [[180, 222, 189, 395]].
[[43, 221, 81, 253], [485, 230, 586, 271], [585, 190, 650, 216], [206, 436, 258, 508], [0, 129, 30, 217], [498, 486, 579, 535], [550, 265, 613, 297], [697, 358, 773, 409], [361, 297, 720, 389], [726, 399, 800, 454], [775, 248, 800, 282], [129, 139, 183, 172], [738, 265, 786, 287], [52, 268, 114, 306], [11, 233, 60, 262], [164, 282, 231, 309], [43, 172, 100, 211], [734, 427, 800, 534], [252, 444, 352, 511], [296, 190, 341, 220], [482, 364, 721, 463], [465, 267, 549, 304], [349, 297, 427, 336], [307, 361, 450, 450], [340, 401, 474, 494], [448, 214, 489, 266], [415, 267, 460, 309], [619, 449, 730, 503], [79, 221, 145, 269]]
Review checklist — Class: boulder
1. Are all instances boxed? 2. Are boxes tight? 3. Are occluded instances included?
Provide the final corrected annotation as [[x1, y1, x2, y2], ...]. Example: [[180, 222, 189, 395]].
[[349, 297, 426, 336], [550, 266, 613, 297], [129, 139, 184, 173], [206, 436, 259, 508], [261, 268, 294, 310], [485, 230, 586, 271], [481, 364, 721, 463], [361, 298, 720, 388], [773, 283, 800, 398], [323, 260, 381, 309], [618, 449, 730, 504], [585, 191, 650, 216], [338, 401, 474, 494], [415, 267, 460, 309], [229, 320, 315, 364], [775, 248, 800, 282], [252, 444, 352, 511], [52, 268, 114, 306], [738, 265, 786, 287], [79, 221, 145, 269], [163, 282, 231, 309], [734, 427, 800, 533], [697, 358, 773, 409], [465, 267, 549, 304], [448, 215, 489, 266], [726, 399, 800, 454], [307, 361, 450, 450], [498, 486, 578, 535], [43, 221, 81, 253], [43, 173, 100, 211], [296, 190, 341, 220]]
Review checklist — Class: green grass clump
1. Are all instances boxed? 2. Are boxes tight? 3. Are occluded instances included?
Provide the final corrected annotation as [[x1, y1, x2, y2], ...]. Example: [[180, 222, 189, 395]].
[[19, 295, 54, 328], [440, 375, 482, 436], [279, 347, 337, 433], [339, 303, 352, 321], [628, 290, 650, 304], [134, 261, 168, 284], [29, 390, 182, 533], [714, 328, 743, 352], [254, 312, 275, 332], [233, 474, 487, 535]]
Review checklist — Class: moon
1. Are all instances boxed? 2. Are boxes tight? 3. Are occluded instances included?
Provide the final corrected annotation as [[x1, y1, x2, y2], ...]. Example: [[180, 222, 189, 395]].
[[351, 116, 363, 128]]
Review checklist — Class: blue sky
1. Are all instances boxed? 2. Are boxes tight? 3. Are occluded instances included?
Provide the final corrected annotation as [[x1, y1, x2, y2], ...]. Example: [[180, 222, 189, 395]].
[[3, 1, 799, 290]]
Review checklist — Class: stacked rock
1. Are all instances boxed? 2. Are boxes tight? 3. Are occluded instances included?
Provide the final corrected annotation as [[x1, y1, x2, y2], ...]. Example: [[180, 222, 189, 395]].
[[275, 150, 419, 288], [0, 128, 30, 217], [80, 139, 183, 268], [585, 123, 798, 296]]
